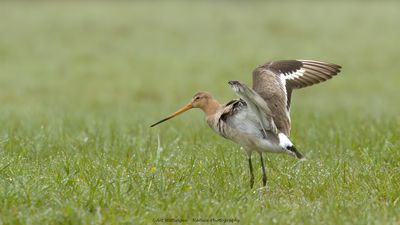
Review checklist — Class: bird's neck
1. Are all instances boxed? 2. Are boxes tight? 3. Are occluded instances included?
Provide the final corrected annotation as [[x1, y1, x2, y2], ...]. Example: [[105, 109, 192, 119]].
[[201, 99, 221, 117]]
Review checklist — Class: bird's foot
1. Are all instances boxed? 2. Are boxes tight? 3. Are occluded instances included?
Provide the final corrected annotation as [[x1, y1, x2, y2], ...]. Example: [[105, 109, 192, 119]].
[[262, 174, 267, 186]]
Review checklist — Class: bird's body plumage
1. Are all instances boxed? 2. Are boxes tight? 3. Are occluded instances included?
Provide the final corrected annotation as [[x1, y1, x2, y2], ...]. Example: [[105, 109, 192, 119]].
[[151, 59, 342, 188], [206, 99, 283, 155], [205, 60, 341, 157]]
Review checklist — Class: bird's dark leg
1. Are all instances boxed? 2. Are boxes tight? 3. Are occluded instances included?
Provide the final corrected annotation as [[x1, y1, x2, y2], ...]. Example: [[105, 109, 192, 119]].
[[259, 153, 267, 186], [248, 157, 254, 189]]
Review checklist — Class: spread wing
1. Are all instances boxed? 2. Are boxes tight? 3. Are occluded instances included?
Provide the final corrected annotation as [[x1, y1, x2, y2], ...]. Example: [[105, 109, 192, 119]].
[[252, 59, 342, 135]]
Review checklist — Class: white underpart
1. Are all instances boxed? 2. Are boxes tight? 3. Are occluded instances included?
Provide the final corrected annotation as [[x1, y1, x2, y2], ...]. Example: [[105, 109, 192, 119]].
[[278, 133, 293, 148], [281, 68, 305, 81], [233, 84, 277, 133]]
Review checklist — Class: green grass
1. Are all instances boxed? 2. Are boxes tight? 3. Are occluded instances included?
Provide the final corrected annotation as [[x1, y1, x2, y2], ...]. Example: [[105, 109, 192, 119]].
[[1, 1, 400, 224]]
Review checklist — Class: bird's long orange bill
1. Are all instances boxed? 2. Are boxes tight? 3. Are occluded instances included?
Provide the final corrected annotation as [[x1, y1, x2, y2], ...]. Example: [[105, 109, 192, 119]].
[[150, 103, 193, 127]]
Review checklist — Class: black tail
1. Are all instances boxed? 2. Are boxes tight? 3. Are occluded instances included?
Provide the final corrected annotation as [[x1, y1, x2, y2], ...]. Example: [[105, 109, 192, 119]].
[[287, 146, 304, 159]]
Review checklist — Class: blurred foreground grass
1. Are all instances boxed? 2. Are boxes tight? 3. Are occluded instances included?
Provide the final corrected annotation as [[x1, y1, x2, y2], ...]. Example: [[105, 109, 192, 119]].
[[0, 1, 399, 224]]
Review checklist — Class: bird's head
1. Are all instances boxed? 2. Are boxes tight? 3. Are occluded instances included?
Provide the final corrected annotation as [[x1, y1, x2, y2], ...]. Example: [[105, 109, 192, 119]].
[[190, 92, 213, 109], [150, 91, 216, 127]]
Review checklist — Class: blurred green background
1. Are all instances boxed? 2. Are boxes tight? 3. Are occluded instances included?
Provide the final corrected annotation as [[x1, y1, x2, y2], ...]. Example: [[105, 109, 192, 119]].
[[1, 1, 399, 120], [0, 1, 399, 224]]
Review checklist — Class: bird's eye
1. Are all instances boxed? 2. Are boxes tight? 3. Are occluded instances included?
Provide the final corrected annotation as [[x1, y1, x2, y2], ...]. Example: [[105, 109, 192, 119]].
[[195, 96, 201, 101]]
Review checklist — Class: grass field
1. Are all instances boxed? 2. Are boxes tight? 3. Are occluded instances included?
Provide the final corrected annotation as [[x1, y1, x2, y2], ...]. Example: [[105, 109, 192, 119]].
[[1, 1, 400, 224]]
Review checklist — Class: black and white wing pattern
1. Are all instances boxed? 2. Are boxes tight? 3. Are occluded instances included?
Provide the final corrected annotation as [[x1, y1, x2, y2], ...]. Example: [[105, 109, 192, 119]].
[[265, 60, 341, 90], [252, 59, 341, 136]]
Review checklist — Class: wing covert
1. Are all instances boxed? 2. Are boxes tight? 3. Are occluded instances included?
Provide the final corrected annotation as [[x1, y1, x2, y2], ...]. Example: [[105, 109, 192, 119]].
[[252, 59, 342, 136]]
